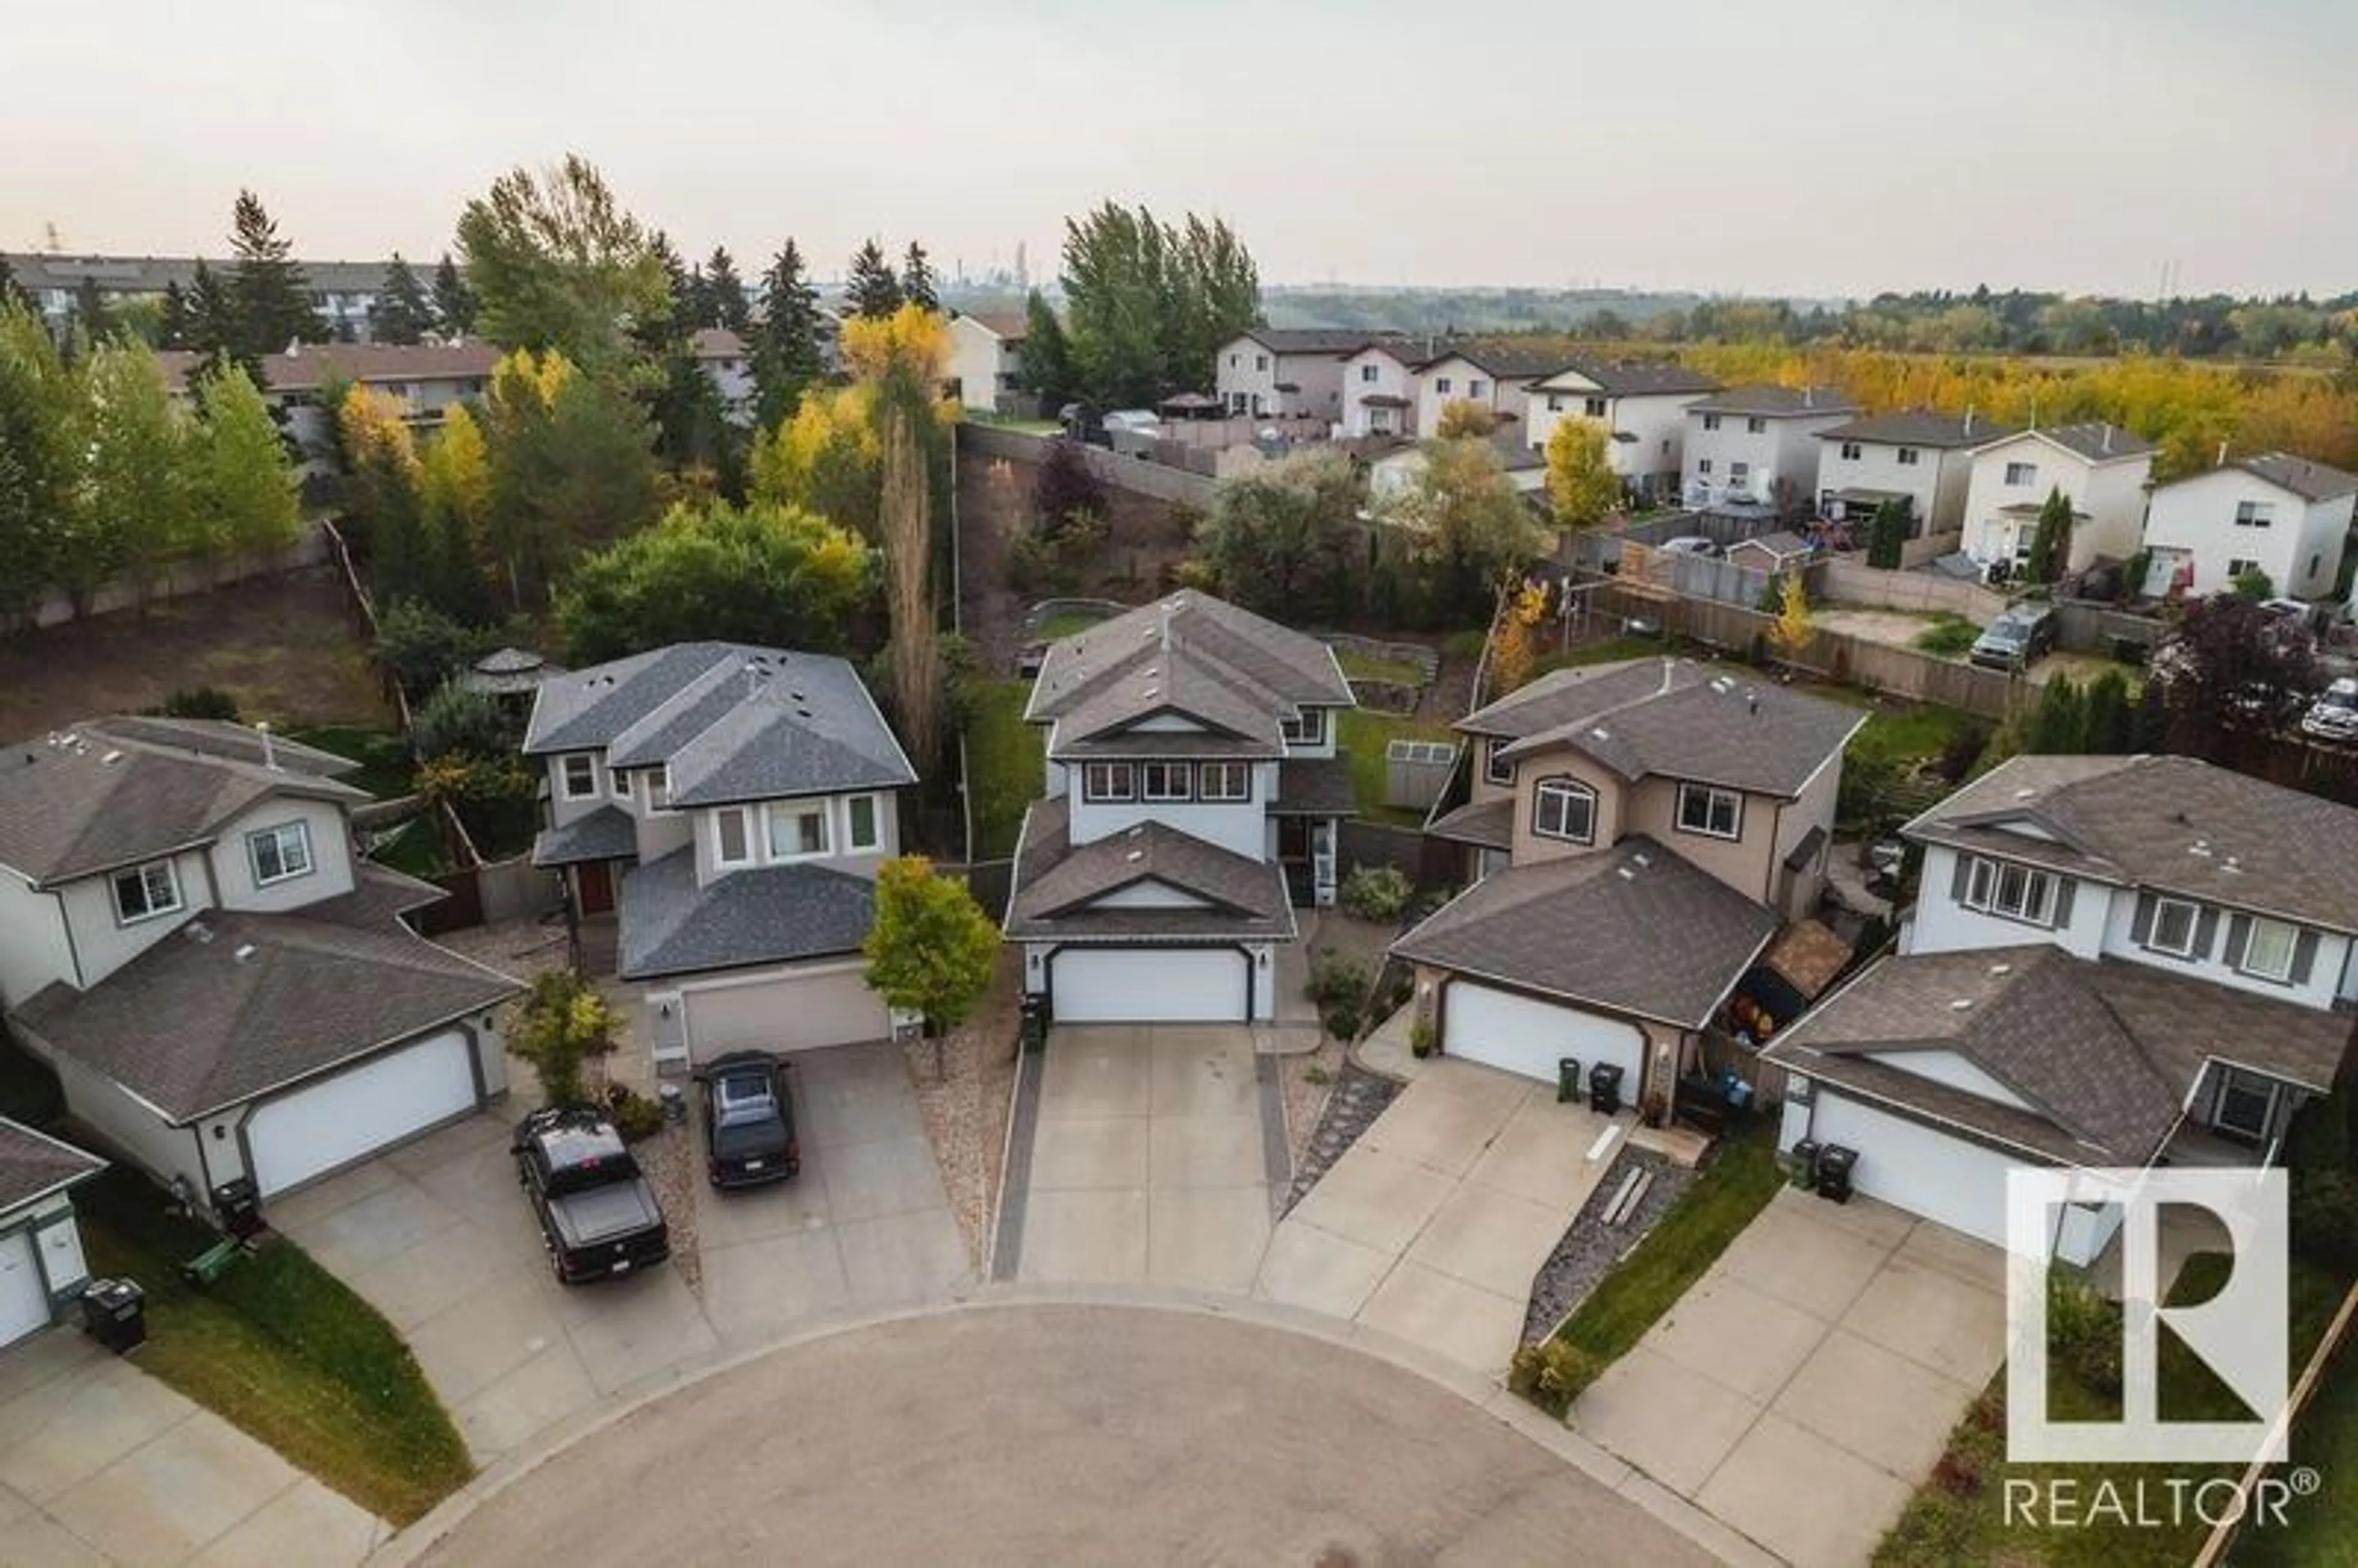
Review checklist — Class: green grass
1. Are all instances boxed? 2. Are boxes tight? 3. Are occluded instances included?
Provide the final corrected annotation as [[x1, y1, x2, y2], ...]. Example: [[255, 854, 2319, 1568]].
[[1335, 648, 1431, 687], [1336, 707, 1456, 826], [281, 723, 414, 801], [1547, 1119, 1783, 1362], [1839, 696, 1982, 772], [1530, 633, 1668, 680], [967, 679, 1045, 860], [74, 1168, 471, 1525], [2244, 1315, 2358, 1565], [364, 815, 449, 878], [1033, 607, 1118, 643], [1913, 613, 1982, 658]]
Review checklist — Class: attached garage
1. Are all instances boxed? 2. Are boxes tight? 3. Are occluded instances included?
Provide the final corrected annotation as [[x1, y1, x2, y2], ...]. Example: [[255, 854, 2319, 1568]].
[[680, 962, 892, 1059], [1791, 1088, 2023, 1247], [1049, 947, 1251, 1023], [0, 1231, 50, 1346], [0, 1120, 105, 1349], [247, 1030, 481, 1196], [1441, 980, 1646, 1087]]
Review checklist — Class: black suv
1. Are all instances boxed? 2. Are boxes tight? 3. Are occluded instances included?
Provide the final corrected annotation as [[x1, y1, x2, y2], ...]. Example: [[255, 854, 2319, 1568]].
[[512, 1108, 670, 1284], [698, 1052, 800, 1189]]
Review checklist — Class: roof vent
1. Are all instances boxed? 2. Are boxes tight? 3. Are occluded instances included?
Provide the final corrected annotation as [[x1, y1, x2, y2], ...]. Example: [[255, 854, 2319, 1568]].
[[183, 921, 214, 944], [1988, 962, 2011, 976], [101, 750, 123, 765], [1127, 825, 1145, 837], [1124, 850, 1144, 863], [1590, 726, 1610, 741], [232, 944, 257, 963], [1630, 851, 1651, 868], [1616, 866, 1635, 880], [2014, 787, 2037, 801], [2189, 839, 2212, 858], [2222, 856, 2244, 874], [1710, 676, 1733, 694], [1950, 998, 1974, 1011]]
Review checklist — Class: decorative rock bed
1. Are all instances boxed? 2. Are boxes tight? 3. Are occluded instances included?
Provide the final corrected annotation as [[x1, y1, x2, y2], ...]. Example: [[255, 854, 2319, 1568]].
[[1520, 1146, 1697, 1343], [1281, 1062, 1403, 1216]]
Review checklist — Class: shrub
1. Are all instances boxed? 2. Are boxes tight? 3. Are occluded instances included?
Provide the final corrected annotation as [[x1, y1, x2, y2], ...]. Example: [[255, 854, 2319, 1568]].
[[375, 598, 486, 703], [2046, 1269, 2125, 1395], [1508, 1339, 1602, 1417], [1912, 615, 1979, 658], [156, 685, 242, 721], [1409, 1019, 1437, 1058], [506, 971, 617, 1109], [2232, 565, 2274, 600], [1305, 946, 1369, 1009], [1321, 998, 1363, 1042], [1303, 1064, 1333, 1087], [409, 679, 514, 763], [1934, 720, 1991, 782], [1338, 863, 1414, 922], [604, 1084, 666, 1143], [1008, 510, 1109, 597]]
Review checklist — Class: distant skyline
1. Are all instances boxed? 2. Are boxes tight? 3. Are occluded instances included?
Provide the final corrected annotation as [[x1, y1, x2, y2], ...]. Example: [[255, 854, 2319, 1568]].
[[6, 0, 2354, 301]]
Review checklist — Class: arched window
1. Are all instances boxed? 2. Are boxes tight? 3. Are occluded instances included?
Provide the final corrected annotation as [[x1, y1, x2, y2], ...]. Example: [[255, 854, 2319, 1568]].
[[1532, 777, 1597, 845]]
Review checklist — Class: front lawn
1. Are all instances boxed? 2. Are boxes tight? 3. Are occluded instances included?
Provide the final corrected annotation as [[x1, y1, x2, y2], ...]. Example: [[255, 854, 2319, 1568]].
[[966, 678, 1045, 860], [1336, 707, 1457, 826], [74, 1168, 471, 1524]]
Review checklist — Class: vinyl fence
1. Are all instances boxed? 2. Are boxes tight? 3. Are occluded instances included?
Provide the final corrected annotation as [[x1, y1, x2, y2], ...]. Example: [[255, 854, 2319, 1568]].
[[1815, 558, 2010, 623], [7, 521, 332, 633]]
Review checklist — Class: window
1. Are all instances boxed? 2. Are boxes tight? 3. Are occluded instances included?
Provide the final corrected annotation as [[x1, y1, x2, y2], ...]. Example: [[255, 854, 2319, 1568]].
[[649, 765, 672, 812], [846, 794, 881, 852], [2235, 499, 2274, 528], [767, 803, 829, 859], [246, 821, 313, 886], [1697, 457, 1714, 475], [112, 860, 182, 924], [1701, 413, 1722, 431], [1228, 353, 1238, 368], [1546, 394, 1563, 412], [1082, 762, 1135, 802], [1255, 354, 1269, 371], [1839, 441, 1862, 460], [2148, 896, 2200, 956], [1360, 363, 1378, 382], [1963, 855, 2058, 926], [1434, 376, 1453, 395], [1532, 778, 1596, 844], [1729, 461, 1750, 483], [612, 767, 634, 801], [1279, 708, 1326, 746], [1199, 762, 1252, 801], [1746, 416, 1767, 434], [2004, 460, 2038, 487], [1896, 446, 1921, 466], [1141, 761, 1193, 802], [2212, 1068, 2279, 1142], [1468, 379, 1487, 399], [2310, 553, 2324, 581], [2239, 916, 2298, 982], [1583, 397, 1608, 418], [561, 755, 597, 799], [1675, 783, 1742, 840], [2228, 557, 2261, 580], [714, 807, 753, 865], [1485, 739, 1515, 786]]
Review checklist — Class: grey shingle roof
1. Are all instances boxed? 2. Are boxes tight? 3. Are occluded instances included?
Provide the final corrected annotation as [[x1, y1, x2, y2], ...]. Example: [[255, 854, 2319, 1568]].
[[1270, 756, 1356, 817], [462, 646, 564, 697], [1005, 796, 1294, 942], [155, 341, 499, 392], [1762, 944, 2354, 1164], [0, 1118, 104, 1214], [80, 717, 360, 779], [2016, 422, 2154, 464], [1816, 410, 2020, 450], [2227, 452, 2358, 504], [1687, 384, 1856, 418], [524, 643, 916, 807], [10, 910, 520, 1122], [1907, 754, 2358, 933], [1543, 359, 1719, 398], [1235, 328, 1383, 357], [0, 724, 366, 885], [304, 862, 448, 930], [617, 849, 877, 980], [532, 806, 639, 868], [1426, 796, 1514, 852], [1391, 837, 1776, 1027], [689, 328, 747, 360], [1477, 659, 1865, 798], [1422, 343, 1569, 381]]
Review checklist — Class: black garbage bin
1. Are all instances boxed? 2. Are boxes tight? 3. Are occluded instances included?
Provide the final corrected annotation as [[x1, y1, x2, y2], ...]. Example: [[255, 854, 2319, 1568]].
[[1019, 996, 1049, 1055], [1790, 1138, 1821, 1189], [1815, 1144, 1858, 1204], [1588, 1062, 1625, 1118], [1557, 1057, 1583, 1106], [212, 1176, 262, 1240], [82, 1278, 146, 1354]]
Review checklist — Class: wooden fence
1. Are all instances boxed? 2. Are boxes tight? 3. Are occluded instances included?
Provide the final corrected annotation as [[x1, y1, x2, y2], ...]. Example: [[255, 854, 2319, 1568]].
[[1338, 820, 1461, 893], [2191, 1277, 2358, 1567], [957, 422, 1220, 508], [1815, 558, 2011, 623]]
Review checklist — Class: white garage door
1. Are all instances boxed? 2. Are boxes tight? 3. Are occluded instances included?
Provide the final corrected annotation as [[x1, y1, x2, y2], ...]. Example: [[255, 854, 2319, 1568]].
[[247, 1031, 478, 1196], [683, 964, 891, 1058], [1804, 1090, 2023, 1246], [1442, 982, 1645, 1087], [0, 1230, 49, 1347], [1052, 947, 1247, 1023]]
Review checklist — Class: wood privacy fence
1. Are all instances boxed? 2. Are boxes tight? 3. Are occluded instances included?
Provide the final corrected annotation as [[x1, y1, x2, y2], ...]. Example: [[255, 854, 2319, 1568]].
[[957, 422, 1220, 509], [1815, 557, 2011, 623], [1337, 820, 1461, 893], [4, 521, 332, 634]]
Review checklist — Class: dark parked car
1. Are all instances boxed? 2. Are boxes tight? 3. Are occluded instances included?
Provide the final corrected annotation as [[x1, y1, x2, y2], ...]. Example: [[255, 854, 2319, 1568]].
[[698, 1051, 799, 1189], [512, 1108, 669, 1284], [1969, 603, 2056, 671]]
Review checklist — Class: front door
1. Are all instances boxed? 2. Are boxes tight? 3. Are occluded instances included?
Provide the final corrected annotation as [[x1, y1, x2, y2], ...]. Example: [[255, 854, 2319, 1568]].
[[1277, 818, 1313, 906], [575, 860, 615, 916]]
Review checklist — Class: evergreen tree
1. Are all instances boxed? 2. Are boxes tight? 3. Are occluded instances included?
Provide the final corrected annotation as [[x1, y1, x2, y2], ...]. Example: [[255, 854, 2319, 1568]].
[[229, 190, 325, 361], [158, 279, 190, 349], [431, 251, 477, 335], [2083, 668, 2135, 754], [73, 277, 112, 341], [846, 239, 903, 319], [752, 240, 825, 427], [1019, 289, 1074, 408], [1866, 497, 1910, 569], [2023, 486, 2075, 585], [375, 254, 434, 345], [649, 233, 693, 338], [183, 262, 241, 386], [682, 262, 714, 332], [706, 247, 750, 333], [899, 242, 938, 312], [0, 256, 27, 315]]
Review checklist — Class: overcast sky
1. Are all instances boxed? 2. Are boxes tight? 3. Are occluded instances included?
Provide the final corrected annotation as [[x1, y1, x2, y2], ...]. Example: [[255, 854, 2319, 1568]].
[[7, 0, 2352, 300]]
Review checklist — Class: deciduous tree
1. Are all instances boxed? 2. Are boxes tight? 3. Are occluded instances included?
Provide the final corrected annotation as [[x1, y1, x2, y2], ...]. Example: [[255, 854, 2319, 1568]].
[[1393, 437, 1544, 623], [1019, 288, 1075, 409], [191, 363, 300, 575], [862, 856, 999, 1053], [480, 347, 661, 607], [0, 303, 78, 621], [1436, 400, 1499, 440], [505, 971, 616, 1108], [1544, 417, 1621, 532], [1058, 202, 1259, 406], [1486, 580, 1547, 697], [455, 155, 671, 376], [1195, 446, 1366, 624], [1768, 572, 1813, 661], [82, 341, 193, 615]]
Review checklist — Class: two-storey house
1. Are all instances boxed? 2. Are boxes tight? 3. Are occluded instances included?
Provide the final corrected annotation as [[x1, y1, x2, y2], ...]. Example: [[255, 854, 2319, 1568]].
[[1339, 340, 1429, 437], [1959, 422, 2155, 575], [1403, 659, 1861, 1104], [948, 310, 1030, 417], [689, 328, 758, 426], [157, 340, 500, 474], [1006, 592, 1358, 1023], [0, 717, 518, 1209], [1212, 329, 1377, 421], [2141, 452, 2358, 601], [1813, 409, 2018, 556], [0, 1117, 104, 1350], [1522, 360, 1721, 502], [1681, 385, 1856, 510], [526, 642, 917, 1069], [1764, 754, 2358, 1260], [1413, 344, 1563, 440]]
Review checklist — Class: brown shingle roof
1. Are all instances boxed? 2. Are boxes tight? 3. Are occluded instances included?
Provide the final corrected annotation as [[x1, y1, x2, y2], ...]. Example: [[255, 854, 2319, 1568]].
[[1005, 796, 1294, 942], [0, 1118, 104, 1213], [1392, 837, 1776, 1027], [1426, 796, 1514, 851], [1541, 359, 1719, 398], [960, 311, 1029, 341], [156, 340, 499, 392]]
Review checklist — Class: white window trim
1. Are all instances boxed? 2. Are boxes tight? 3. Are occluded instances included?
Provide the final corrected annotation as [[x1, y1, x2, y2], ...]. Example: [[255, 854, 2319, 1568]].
[[1963, 855, 2058, 927], [1532, 777, 1597, 845], [845, 793, 882, 852], [1675, 783, 1743, 842], [1839, 441, 1862, 460], [2147, 896, 2201, 957], [1140, 762, 1193, 803], [112, 859, 183, 925], [612, 767, 634, 801], [2239, 916, 2299, 983], [1701, 413, 1721, 431], [1082, 762, 1135, 803], [2212, 1067, 2280, 1141], [1280, 708, 1326, 747], [713, 806, 753, 867], [1485, 739, 1515, 787], [1199, 762, 1251, 802], [1896, 446, 1921, 466], [245, 820, 314, 887], [648, 764, 674, 814], [561, 755, 599, 800], [765, 801, 831, 861]]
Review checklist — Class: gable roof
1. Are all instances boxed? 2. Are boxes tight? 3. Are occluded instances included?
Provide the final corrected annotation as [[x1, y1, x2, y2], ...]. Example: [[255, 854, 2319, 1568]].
[[1005, 796, 1294, 943], [2167, 452, 2358, 505], [1392, 837, 1776, 1028], [0, 1118, 104, 1214], [11, 909, 519, 1122], [523, 643, 916, 806], [1687, 384, 1856, 418], [1229, 328, 1383, 357], [1538, 359, 1719, 398], [957, 310, 1030, 342], [616, 849, 877, 980], [1762, 943, 2353, 1165], [1421, 343, 1570, 381], [1470, 658, 1864, 798], [0, 721, 367, 885], [2003, 422, 2154, 464], [1025, 591, 1354, 753], [155, 340, 499, 393], [689, 328, 747, 360], [1907, 753, 2358, 933], [1816, 410, 2020, 451]]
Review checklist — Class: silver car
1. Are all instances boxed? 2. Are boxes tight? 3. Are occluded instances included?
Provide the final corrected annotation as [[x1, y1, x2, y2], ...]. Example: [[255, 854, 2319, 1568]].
[[2302, 678, 2358, 742]]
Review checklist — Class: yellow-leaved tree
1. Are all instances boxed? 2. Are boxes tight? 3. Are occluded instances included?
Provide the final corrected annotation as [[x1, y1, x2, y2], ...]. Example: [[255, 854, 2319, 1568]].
[[1485, 578, 1550, 698], [1545, 418, 1621, 532], [1434, 399, 1499, 440], [1768, 572, 1813, 662]]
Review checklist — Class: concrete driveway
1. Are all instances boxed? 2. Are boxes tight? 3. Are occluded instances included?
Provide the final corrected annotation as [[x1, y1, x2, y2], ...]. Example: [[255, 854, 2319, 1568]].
[[1573, 1187, 2007, 1568], [271, 1041, 967, 1467], [1255, 1058, 1621, 1376], [0, 1325, 384, 1566]]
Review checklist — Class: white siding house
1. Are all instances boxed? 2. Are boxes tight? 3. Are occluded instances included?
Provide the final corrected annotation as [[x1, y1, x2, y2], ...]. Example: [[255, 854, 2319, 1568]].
[[1813, 411, 2019, 553], [1413, 346, 1562, 440], [948, 311, 1029, 416], [2140, 453, 2358, 600], [690, 328, 758, 426], [1523, 360, 1719, 501], [1959, 424, 2156, 574], [1340, 342, 1426, 437], [1680, 386, 1856, 510], [1212, 330, 1373, 421]]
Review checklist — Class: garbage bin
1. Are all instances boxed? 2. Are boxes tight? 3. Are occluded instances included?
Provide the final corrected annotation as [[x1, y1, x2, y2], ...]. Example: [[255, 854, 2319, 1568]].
[[211, 1176, 262, 1240], [1557, 1057, 1583, 1106], [1791, 1138, 1821, 1189], [1815, 1144, 1858, 1204], [1588, 1062, 1625, 1118], [658, 1082, 687, 1125], [81, 1278, 146, 1354], [1019, 996, 1049, 1055]]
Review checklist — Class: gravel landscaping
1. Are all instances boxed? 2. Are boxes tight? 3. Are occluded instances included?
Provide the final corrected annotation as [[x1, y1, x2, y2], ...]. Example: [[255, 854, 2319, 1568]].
[[1520, 1147, 1696, 1344], [1281, 1060, 1403, 1216], [634, 1122, 701, 1297], [901, 950, 1023, 1267]]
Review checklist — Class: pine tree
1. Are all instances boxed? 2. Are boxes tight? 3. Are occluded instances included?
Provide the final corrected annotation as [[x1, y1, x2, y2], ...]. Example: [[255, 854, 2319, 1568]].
[[752, 240, 825, 427], [900, 242, 938, 312], [184, 261, 241, 386], [158, 280, 190, 349], [2024, 486, 2076, 585], [229, 190, 325, 362], [0, 255, 27, 314], [682, 263, 714, 331], [706, 247, 750, 333], [375, 254, 434, 346], [73, 277, 111, 341], [432, 252, 477, 335], [846, 239, 903, 319]]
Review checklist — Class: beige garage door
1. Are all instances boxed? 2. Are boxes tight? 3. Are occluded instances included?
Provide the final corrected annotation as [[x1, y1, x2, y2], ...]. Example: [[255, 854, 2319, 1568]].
[[683, 964, 891, 1060]]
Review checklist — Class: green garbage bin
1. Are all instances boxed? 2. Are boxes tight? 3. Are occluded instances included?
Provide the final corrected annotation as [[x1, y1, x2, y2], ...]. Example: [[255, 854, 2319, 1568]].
[[1557, 1057, 1582, 1105]]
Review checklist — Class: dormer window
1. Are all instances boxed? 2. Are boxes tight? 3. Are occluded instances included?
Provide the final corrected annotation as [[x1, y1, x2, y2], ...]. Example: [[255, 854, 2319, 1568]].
[[767, 802, 830, 860], [2146, 896, 2200, 957], [112, 859, 182, 925], [561, 755, 598, 799], [1961, 854, 2056, 926], [1485, 739, 1515, 787], [648, 765, 672, 812], [2235, 917, 2300, 984], [1082, 763, 1135, 802], [1280, 708, 1326, 747], [846, 794, 881, 851], [1141, 762, 1193, 802], [714, 807, 752, 867], [612, 768, 634, 801], [1532, 778, 1596, 845]]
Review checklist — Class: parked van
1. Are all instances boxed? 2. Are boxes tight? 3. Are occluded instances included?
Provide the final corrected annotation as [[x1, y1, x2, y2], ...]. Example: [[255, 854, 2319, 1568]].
[[1968, 604, 2056, 671]]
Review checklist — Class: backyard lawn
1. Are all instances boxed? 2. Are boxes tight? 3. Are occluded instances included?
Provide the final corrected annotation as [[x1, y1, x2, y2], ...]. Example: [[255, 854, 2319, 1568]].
[[1032, 606, 1119, 643], [1334, 647, 1431, 687], [2242, 1318, 2358, 1566], [1336, 707, 1457, 826], [966, 678, 1044, 860], [282, 722, 414, 800]]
